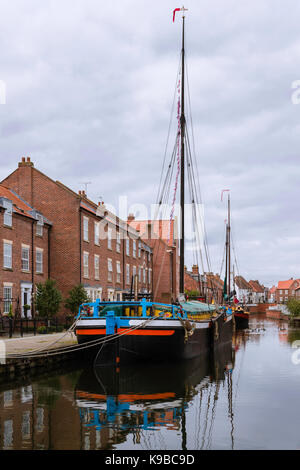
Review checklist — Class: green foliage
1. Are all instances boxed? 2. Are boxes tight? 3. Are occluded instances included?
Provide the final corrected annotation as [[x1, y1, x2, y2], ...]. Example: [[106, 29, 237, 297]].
[[35, 279, 62, 318], [64, 284, 90, 315], [8, 303, 13, 317], [185, 289, 201, 297], [37, 325, 47, 334], [286, 298, 300, 318]]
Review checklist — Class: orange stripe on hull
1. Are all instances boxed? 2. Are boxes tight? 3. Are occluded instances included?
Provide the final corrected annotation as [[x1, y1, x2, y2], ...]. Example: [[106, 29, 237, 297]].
[[117, 328, 175, 336], [76, 328, 175, 336], [76, 391, 175, 402], [76, 329, 106, 335]]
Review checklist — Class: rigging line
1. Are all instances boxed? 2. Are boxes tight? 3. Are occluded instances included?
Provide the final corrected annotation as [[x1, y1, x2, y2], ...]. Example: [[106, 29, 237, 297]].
[[200, 382, 213, 450], [151, 140, 177, 271], [226, 370, 235, 450], [185, 136, 218, 304], [195, 389, 203, 449], [185, 130, 212, 272], [206, 380, 220, 450], [156, 130, 179, 206], [219, 221, 228, 278], [152, 142, 180, 294], [185, 54, 204, 207], [186, 147, 206, 277], [156, 55, 182, 206], [230, 221, 241, 279]]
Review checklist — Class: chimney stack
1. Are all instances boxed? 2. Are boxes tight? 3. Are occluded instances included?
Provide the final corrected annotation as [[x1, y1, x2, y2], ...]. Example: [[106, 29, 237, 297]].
[[128, 213, 135, 222], [192, 264, 199, 275], [19, 156, 34, 167]]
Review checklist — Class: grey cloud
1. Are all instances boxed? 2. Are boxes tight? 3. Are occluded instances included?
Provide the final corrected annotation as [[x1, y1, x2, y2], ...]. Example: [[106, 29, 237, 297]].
[[1, 0, 300, 286]]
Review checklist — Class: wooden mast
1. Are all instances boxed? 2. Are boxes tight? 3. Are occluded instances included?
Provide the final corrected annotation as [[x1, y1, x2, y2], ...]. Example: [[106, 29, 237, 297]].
[[179, 6, 188, 294], [228, 192, 231, 301]]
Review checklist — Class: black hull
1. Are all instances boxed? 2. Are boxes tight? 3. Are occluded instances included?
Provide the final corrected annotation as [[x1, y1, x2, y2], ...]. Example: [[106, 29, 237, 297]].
[[234, 313, 249, 329], [78, 326, 211, 366], [76, 314, 233, 366]]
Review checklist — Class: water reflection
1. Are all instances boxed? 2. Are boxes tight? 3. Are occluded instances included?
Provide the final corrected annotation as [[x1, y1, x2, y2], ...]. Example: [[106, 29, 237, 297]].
[[75, 342, 235, 450]]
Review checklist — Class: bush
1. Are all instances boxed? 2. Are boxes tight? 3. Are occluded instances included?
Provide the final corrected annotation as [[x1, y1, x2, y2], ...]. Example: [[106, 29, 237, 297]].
[[37, 326, 47, 334]]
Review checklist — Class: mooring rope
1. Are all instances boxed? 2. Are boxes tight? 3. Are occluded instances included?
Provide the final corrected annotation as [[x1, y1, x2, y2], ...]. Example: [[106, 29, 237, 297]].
[[6, 312, 167, 360]]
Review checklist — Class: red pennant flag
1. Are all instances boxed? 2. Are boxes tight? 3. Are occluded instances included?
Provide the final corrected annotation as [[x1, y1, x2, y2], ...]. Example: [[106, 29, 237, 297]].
[[173, 8, 180, 22]]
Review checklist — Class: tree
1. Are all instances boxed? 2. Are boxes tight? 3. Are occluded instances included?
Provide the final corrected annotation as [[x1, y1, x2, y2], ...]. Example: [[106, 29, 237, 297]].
[[35, 279, 62, 318], [65, 284, 90, 315], [286, 298, 300, 318]]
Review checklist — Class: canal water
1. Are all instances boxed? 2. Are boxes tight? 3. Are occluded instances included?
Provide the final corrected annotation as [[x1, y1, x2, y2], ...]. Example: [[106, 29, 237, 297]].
[[0, 315, 300, 450]]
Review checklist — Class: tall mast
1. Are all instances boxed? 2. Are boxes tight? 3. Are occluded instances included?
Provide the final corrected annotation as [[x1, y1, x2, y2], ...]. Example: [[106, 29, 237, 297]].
[[179, 7, 187, 294], [228, 193, 231, 301]]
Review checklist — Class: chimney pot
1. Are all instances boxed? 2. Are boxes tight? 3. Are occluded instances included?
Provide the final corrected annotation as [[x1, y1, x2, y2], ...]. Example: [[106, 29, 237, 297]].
[[26, 157, 30, 162], [128, 213, 135, 221], [22, 157, 25, 162]]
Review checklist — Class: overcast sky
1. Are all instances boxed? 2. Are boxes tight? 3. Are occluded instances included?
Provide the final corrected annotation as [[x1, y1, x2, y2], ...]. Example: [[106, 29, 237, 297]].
[[1, 0, 300, 287]]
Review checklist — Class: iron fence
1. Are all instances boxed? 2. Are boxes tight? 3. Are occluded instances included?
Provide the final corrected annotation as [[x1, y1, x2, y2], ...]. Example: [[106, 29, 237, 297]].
[[0, 315, 74, 338]]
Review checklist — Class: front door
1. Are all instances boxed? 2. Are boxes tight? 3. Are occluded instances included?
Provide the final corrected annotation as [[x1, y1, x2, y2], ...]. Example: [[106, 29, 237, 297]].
[[21, 283, 32, 318]]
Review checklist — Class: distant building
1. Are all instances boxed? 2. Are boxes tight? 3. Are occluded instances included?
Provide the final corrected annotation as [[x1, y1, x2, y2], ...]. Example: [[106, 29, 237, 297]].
[[234, 276, 252, 304], [276, 278, 300, 303], [184, 265, 202, 294], [268, 285, 276, 303], [248, 280, 265, 303]]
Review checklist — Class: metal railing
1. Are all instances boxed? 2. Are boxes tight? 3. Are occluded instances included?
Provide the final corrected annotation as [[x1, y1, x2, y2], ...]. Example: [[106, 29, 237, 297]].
[[0, 315, 74, 338]]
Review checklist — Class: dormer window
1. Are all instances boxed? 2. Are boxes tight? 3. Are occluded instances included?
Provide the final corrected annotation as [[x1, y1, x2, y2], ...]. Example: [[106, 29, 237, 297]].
[[3, 199, 12, 227], [36, 214, 44, 236]]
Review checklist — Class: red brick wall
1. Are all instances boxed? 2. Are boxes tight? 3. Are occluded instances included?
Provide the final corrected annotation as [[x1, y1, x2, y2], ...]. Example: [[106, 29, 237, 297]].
[[184, 270, 199, 292], [0, 209, 49, 315], [80, 212, 152, 300], [3, 164, 81, 302]]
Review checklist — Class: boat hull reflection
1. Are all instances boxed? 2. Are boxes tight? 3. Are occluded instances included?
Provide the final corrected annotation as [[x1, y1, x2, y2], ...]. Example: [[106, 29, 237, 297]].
[[75, 342, 235, 447]]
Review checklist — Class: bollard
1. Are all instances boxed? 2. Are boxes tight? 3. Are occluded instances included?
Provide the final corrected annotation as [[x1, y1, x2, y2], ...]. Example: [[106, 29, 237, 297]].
[[33, 317, 36, 336], [20, 317, 23, 337]]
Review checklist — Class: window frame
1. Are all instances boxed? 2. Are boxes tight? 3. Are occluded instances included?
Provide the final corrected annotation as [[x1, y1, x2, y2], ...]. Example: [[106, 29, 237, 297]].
[[83, 251, 89, 278], [3, 241, 12, 269], [36, 214, 44, 236], [3, 286, 12, 314], [36, 248, 43, 274], [108, 258, 113, 282], [83, 216, 89, 242], [116, 260, 121, 283], [3, 199, 13, 227], [94, 221, 100, 246], [21, 245, 30, 271], [94, 254, 100, 280]]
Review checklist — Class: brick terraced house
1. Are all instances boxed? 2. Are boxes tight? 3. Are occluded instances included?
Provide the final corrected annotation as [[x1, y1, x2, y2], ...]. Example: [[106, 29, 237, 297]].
[[184, 265, 224, 304], [276, 278, 300, 303], [127, 216, 179, 303], [0, 184, 51, 317], [1, 158, 153, 313]]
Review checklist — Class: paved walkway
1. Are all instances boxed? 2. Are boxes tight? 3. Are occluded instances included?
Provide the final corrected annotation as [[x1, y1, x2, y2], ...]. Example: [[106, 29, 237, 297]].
[[2, 332, 77, 355]]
